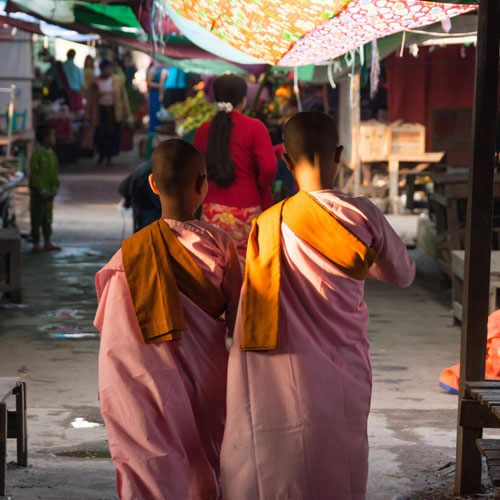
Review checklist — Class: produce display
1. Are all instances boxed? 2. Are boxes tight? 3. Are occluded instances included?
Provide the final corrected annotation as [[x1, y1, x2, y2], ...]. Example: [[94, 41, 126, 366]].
[[167, 91, 216, 136], [0, 157, 23, 193]]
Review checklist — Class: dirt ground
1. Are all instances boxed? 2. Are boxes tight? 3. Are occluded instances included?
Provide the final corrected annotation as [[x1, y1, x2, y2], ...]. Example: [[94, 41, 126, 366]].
[[0, 151, 498, 499]]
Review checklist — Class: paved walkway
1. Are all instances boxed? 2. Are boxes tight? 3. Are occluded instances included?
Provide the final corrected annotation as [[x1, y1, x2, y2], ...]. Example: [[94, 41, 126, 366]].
[[0, 153, 491, 499]]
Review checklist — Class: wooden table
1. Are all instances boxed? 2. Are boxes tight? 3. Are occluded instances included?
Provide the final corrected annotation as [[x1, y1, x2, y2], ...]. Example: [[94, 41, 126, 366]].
[[388, 151, 445, 210], [0, 378, 27, 496], [431, 173, 500, 276], [452, 250, 500, 322]]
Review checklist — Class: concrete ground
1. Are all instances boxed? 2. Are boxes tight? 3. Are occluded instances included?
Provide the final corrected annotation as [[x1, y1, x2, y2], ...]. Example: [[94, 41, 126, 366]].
[[0, 152, 495, 499]]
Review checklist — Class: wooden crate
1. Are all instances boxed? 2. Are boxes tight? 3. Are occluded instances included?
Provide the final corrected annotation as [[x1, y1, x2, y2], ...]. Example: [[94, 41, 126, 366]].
[[359, 120, 390, 162], [389, 121, 425, 154]]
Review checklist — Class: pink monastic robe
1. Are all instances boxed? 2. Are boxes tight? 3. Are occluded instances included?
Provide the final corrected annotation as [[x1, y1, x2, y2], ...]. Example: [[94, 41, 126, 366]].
[[95, 220, 242, 500], [221, 190, 415, 500]]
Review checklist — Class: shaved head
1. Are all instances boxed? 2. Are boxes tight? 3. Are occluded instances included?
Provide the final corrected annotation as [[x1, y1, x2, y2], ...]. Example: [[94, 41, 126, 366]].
[[283, 111, 339, 164], [151, 139, 204, 195]]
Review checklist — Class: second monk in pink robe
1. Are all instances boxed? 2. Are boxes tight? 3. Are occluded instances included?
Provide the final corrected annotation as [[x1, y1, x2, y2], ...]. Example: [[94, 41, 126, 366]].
[[221, 190, 415, 500]]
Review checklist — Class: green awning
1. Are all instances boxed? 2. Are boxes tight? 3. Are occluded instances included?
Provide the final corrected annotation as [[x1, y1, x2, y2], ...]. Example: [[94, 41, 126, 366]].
[[155, 54, 248, 76], [75, 4, 140, 29], [74, 4, 143, 37]]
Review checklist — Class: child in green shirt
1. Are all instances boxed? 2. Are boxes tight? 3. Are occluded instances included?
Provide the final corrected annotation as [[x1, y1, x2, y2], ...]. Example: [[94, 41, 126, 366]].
[[29, 124, 61, 253]]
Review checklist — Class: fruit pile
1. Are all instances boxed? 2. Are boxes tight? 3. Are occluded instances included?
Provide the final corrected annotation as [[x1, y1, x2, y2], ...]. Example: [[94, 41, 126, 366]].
[[167, 91, 216, 136]]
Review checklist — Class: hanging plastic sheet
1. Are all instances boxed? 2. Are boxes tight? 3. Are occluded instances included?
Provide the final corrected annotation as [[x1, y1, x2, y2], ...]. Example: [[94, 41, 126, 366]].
[[370, 40, 380, 99]]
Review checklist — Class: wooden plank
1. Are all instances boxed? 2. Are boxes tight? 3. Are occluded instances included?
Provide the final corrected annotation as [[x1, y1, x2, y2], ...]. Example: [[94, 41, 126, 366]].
[[430, 175, 500, 199], [431, 191, 449, 207], [447, 199, 462, 250], [455, 0, 500, 495], [477, 439, 500, 452], [474, 391, 500, 404], [437, 258, 451, 278], [388, 152, 445, 162], [14, 382, 27, 466], [485, 402, 500, 408], [446, 183, 500, 199], [453, 251, 500, 277], [482, 450, 500, 460], [487, 465, 500, 486], [0, 402, 5, 496], [467, 381, 500, 390], [0, 378, 19, 402], [452, 251, 466, 281], [453, 301, 463, 323], [460, 400, 500, 428], [469, 388, 500, 396]]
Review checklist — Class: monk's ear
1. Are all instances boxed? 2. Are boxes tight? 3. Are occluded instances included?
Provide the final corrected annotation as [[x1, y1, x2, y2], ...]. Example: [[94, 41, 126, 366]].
[[195, 173, 207, 194], [335, 145, 344, 164], [282, 152, 294, 172], [149, 174, 160, 195]]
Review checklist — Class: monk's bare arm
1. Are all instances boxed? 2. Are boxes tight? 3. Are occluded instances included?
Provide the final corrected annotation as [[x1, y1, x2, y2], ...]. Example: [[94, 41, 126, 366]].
[[365, 205, 415, 288]]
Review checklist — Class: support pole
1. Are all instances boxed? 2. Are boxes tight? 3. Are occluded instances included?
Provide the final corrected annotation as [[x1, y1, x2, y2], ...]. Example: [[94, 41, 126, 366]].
[[6, 84, 15, 158], [455, 0, 500, 495], [351, 73, 361, 197]]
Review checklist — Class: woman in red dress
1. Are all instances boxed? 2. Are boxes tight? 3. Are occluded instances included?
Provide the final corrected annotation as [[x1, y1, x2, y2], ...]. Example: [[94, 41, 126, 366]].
[[194, 74, 276, 265]]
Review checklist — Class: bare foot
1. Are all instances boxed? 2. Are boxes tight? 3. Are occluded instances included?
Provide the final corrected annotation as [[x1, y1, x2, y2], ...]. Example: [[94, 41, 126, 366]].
[[43, 243, 61, 252], [32, 243, 43, 253]]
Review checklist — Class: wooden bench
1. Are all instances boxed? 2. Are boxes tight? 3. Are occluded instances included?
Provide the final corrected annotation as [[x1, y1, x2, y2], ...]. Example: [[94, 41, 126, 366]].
[[0, 378, 27, 496], [463, 382, 500, 488], [0, 227, 21, 302], [430, 173, 500, 277], [452, 250, 500, 323], [476, 439, 500, 487]]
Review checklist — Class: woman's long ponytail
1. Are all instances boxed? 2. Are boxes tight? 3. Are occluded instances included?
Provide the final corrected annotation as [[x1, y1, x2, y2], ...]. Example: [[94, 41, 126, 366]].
[[205, 74, 248, 188]]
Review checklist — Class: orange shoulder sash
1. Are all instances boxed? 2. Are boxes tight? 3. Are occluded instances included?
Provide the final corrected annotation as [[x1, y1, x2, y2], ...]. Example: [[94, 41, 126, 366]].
[[122, 219, 226, 344], [241, 191, 377, 351]]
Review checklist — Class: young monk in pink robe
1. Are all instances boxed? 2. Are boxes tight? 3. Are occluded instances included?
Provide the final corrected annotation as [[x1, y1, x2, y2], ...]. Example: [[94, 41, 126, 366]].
[[94, 139, 242, 500], [220, 111, 415, 500]]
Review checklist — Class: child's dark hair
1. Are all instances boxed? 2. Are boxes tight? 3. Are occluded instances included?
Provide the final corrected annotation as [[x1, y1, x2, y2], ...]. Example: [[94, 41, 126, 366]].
[[205, 74, 247, 188], [35, 124, 54, 143], [99, 59, 113, 71]]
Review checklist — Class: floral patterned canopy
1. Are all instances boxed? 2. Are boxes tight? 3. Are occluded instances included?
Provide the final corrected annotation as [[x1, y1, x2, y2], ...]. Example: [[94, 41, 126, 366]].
[[166, 0, 477, 66]]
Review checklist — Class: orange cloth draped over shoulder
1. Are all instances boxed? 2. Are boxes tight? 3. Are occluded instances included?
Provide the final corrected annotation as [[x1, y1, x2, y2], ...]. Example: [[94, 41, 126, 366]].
[[440, 309, 500, 393], [242, 190, 378, 351], [121, 219, 227, 344]]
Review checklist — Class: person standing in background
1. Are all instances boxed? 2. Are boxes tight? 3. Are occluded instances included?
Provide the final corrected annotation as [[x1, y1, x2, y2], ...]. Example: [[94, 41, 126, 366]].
[[29, 125, 61, 253], [123, 52, 137, 88], [146, 62, 164, 132], [160, 66, 188, 109], [86, 59, 131, 166], [62, 49, 84, 110], [82, 55, 96, 96], [62, 49, 83, 93], [193, 74, 276, 265]]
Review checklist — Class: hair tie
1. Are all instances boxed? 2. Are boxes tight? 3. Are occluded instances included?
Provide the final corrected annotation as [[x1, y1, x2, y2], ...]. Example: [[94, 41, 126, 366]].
[[216, 101, 234, 113]]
